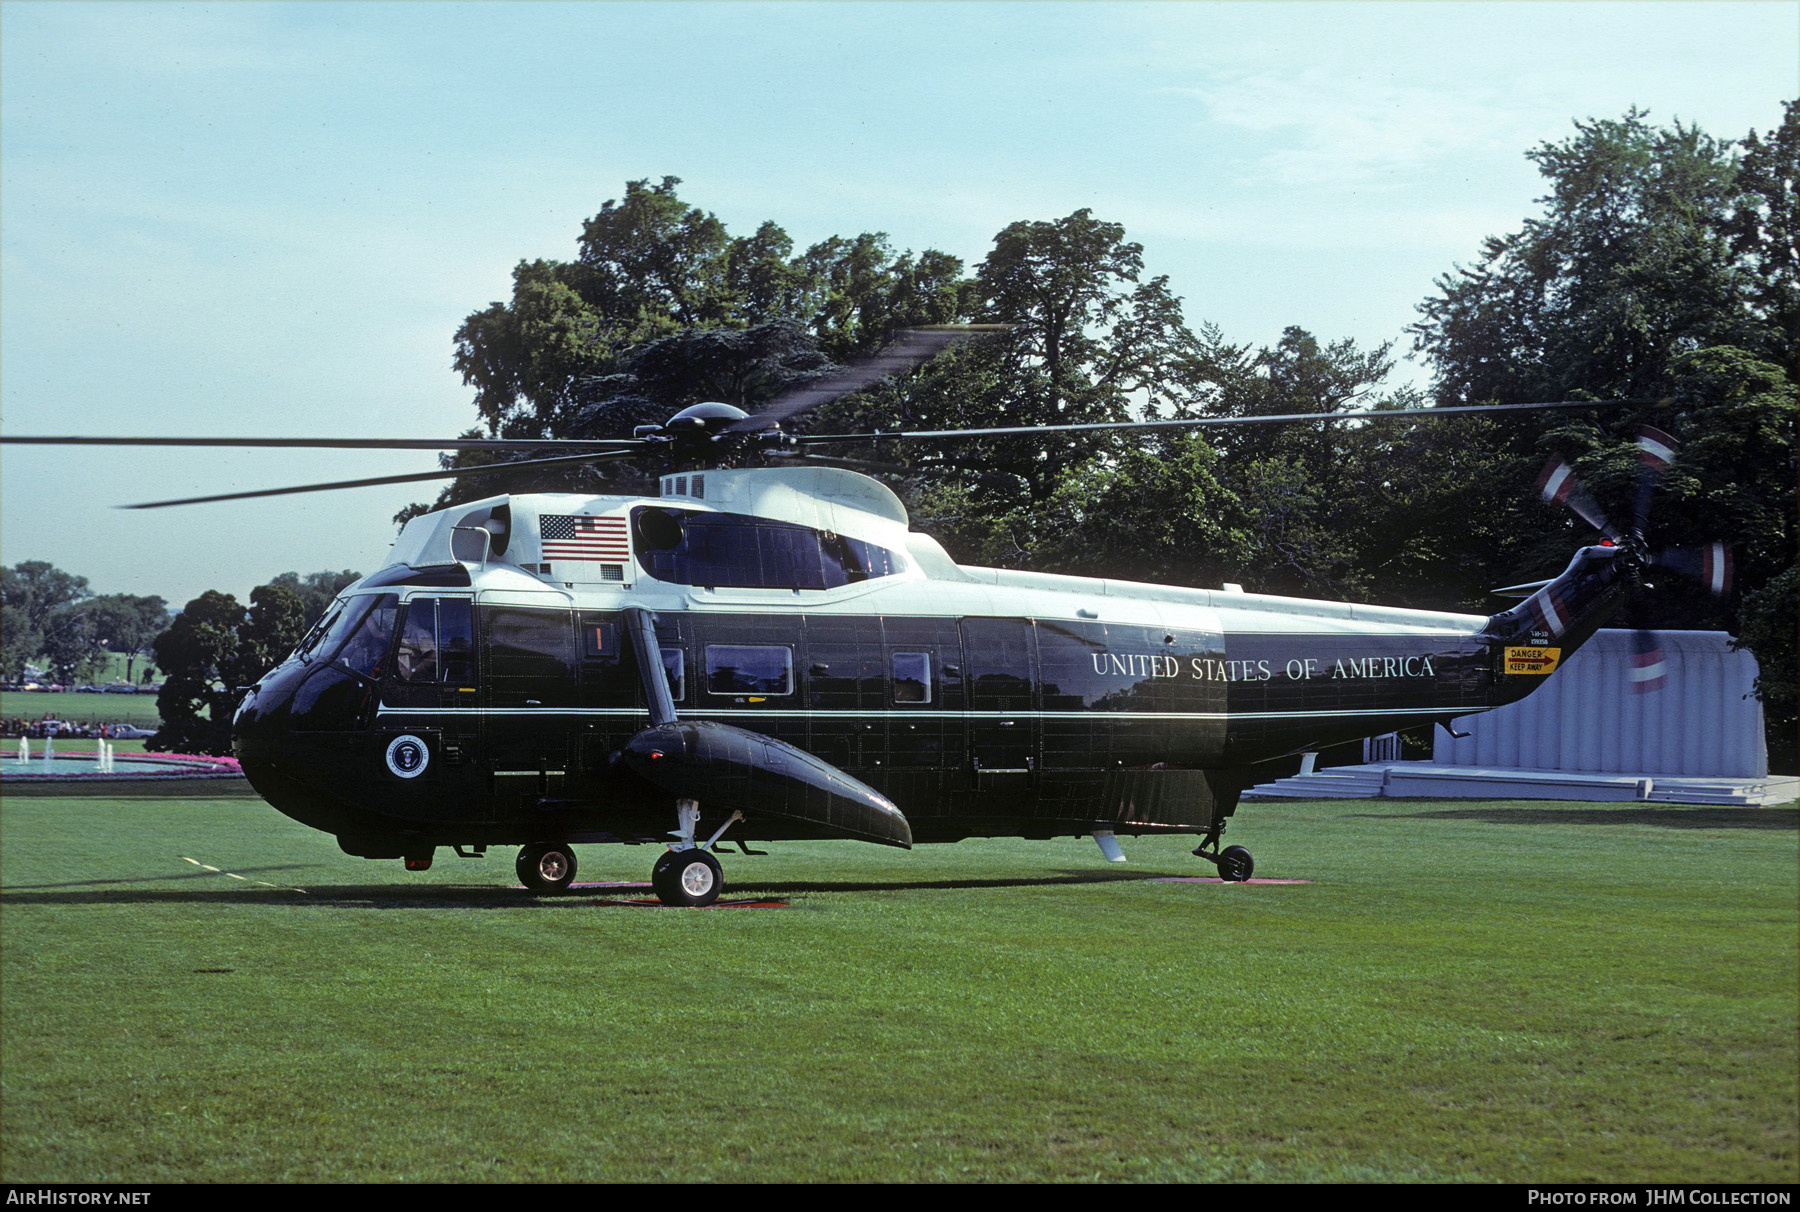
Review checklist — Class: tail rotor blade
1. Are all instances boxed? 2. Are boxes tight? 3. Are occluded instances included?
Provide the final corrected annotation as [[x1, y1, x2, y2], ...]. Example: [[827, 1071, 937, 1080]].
[[1624, 595, 1668, 695], [1635, 424, 1679, 472], [1628, 627, 1668, 695], [1631, 424, 1679, 540], [1536, 456, 1618, 540], [1653, 542, 1733, 598]]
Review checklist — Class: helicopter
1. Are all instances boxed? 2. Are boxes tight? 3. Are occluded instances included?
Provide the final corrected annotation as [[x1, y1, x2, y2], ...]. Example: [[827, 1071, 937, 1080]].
[[1, 326, 1732, 906]]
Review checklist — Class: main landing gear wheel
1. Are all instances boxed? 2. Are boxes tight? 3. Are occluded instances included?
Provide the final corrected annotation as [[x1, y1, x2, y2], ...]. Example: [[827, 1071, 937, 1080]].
[[652, 847, 723, 908], [516, 842, 577, 892], [1217, 845, 1254, 883]]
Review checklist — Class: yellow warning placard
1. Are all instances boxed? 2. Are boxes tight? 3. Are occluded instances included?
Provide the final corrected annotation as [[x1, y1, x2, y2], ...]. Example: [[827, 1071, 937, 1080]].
[[1505, 647, 1562, 675]]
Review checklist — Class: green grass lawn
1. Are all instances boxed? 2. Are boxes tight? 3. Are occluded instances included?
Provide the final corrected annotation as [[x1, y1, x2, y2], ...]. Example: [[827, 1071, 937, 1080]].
[[4, 689, 163, 728], [2, 791, 1794, 1183]]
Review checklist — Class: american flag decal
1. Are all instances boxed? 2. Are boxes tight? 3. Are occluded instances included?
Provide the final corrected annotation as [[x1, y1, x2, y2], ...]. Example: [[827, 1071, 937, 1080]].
[[540, 514, 630, 562]]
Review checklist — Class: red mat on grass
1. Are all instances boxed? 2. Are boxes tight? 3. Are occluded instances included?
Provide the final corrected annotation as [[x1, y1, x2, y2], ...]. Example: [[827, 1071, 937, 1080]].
[[591, 896, 789, 909], [1147, 877, 1312, 885]]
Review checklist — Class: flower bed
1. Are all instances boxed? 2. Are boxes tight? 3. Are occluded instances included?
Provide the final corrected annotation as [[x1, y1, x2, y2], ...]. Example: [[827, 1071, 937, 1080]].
[[1, 750, 243, 782]]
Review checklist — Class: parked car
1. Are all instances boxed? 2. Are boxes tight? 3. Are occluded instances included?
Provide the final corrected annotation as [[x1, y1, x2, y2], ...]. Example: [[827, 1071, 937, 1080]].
[[102, 684, 140, 694], [109, 724, 156, 740]]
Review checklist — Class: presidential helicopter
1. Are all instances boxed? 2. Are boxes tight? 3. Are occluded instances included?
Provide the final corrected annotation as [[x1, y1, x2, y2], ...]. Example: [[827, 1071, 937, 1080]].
[[4, 327, 1730, 905]]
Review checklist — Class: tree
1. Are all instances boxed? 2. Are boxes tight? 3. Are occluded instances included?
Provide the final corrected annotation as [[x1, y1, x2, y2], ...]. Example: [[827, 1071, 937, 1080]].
[[449, 177, 970, 446], [1411, 108, 1772, 405], [0, 604, 39, 683], [83, 594, 169, 683], [1018, 434, 1253, 588], [1723, 100, 1799, 378], [1410, 104, 1799, 764], [39, 606, 103, 684], [151, 590, 247, 755], [150, 583, 309, 755], [267, 570, 363, 629], [1733, 566, 1796, 773], [1, 561, 93, 682], [232, 584, 307, 687], [813, 208, 1214, 524], [416, 178, 974, 522], [2, 560, 90, 638]]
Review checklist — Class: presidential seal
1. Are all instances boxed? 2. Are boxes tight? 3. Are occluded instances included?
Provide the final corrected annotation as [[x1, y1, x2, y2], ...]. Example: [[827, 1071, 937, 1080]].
[[385, 734, 430, 779]]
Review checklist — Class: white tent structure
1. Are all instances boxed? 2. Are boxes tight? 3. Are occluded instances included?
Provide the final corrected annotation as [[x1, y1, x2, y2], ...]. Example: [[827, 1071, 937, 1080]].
[[1245, 630, 1797, 805]]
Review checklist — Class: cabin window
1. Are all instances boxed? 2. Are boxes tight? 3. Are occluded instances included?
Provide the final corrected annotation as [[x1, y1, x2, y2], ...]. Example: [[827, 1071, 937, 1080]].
[[633, 507, 901, 591], [397, 598, 475, 685], [892, 652, 931, 703], [439, 599, 474, 683], [487, 609, 575, 682], [706, 645, 793, 696], [336, 594, 400, 678], [661, 647, 686, 702], [397, 603, 437, 682]]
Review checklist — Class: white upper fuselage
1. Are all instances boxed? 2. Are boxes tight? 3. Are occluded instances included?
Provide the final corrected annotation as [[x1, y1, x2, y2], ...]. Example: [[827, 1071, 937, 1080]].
[[370, 465, 1487, 643]]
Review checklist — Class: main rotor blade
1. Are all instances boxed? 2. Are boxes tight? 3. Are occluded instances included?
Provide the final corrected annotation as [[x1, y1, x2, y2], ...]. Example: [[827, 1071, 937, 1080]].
[[1489, 578, 1554, 600], [763, 452, 926, 477], [725, 325, 1011, 435], [793, 398, 1669, 445], [3, 435, 643, 451], [120, 447, 650, 509]]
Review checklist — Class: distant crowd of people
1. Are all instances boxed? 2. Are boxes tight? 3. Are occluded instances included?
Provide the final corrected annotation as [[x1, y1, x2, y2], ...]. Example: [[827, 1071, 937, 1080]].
[[4, 716, 144, 740]]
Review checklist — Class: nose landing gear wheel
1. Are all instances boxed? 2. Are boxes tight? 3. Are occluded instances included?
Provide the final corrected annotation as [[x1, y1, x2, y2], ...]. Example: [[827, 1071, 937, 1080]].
[[516, 842, 577, 892], [652, 847, 723, 907]]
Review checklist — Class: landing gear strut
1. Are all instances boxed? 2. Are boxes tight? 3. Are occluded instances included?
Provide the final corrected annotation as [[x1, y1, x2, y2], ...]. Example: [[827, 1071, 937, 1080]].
[[1192, 823, 1254, 882], [649, 800, 740, 907], [516, 841, 578, 892]]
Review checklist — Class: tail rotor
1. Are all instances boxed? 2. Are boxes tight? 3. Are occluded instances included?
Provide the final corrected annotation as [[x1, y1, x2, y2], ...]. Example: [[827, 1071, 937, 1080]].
[[1532, 424, 1732, 694]]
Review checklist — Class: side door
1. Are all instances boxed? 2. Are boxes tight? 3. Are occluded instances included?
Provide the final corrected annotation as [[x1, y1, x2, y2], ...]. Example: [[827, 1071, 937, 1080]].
[[374, 594, 485, 821], [693, 614, 806, 752], [804, 614, 884, 771], [960, 617, 1040, 803], [881, 615, 965, 775], [479, 604, 578, 803]]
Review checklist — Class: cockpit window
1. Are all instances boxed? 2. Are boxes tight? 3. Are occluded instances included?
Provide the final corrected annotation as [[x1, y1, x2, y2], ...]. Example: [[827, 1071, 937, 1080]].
[[335, 594, 400, 678], [633, 507, 901, 590], [298, 596, 370, 664]]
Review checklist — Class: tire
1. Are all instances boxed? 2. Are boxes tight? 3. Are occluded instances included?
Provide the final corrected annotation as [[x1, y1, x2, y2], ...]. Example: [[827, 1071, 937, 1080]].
[[516, 842, 577, 892], [651, 847, 723, 908], [1218, 844, 1254, 883]]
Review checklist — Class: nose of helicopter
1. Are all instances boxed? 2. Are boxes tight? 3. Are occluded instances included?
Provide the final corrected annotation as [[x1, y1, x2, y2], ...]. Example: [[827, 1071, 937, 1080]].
[[232, 657, 310, 744], [231, 655, 384, 839]]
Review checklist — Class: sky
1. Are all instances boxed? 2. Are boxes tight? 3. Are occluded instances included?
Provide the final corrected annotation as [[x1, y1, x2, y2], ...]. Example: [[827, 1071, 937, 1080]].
[[3, 0, 1796, 609]]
